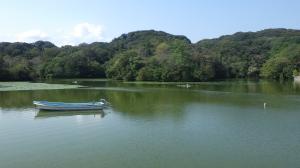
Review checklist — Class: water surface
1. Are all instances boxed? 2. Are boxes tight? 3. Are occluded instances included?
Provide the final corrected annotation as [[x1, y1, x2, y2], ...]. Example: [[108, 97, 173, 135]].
[[0, 80, 300, 168]]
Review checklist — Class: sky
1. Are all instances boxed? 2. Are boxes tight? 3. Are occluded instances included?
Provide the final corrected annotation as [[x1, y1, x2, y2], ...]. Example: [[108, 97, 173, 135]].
[[0, 0, 299, 46]]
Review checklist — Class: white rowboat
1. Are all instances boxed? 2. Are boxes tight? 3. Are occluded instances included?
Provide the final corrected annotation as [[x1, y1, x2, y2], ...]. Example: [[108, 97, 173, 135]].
[[33, 99, 110, 111]]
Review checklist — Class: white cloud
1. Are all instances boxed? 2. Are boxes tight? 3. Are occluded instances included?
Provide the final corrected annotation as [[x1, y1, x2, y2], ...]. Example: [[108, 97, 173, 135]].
[[54, 23, 105, 46], [72, 23, 103, 38], [16, 30, 49, 42], [7, 23, 106, 46]]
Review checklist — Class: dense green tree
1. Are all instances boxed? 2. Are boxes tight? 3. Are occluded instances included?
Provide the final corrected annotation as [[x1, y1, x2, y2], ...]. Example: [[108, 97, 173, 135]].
[[260, 57, 292, 80], [1, 29, 300, 81], [136, 58, 162, 81], [0, 56, 9, 80], [106, 51, 144, 80], [261, 43, 300, 79]]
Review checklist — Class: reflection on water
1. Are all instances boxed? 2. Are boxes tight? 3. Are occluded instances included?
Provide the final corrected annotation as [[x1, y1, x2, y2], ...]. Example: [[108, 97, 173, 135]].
[[1, 80, 300, 116], [35, 110, 106, 119]]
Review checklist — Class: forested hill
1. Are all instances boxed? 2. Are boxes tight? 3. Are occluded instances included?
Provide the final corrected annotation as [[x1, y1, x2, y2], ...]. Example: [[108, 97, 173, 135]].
[[1, 29, 300, 81]]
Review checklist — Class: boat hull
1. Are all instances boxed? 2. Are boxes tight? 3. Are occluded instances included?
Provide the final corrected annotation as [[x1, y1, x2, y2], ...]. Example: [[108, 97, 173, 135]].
[[33, 100, 107, 111], [35, 105, 104, 111]]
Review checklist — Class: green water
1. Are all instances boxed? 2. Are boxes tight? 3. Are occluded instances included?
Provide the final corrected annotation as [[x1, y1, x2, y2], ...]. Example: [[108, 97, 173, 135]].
[[0, 80, 300, 168]]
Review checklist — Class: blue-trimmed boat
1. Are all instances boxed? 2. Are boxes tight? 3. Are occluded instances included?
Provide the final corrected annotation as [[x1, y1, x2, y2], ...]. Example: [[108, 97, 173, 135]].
[[33, 99, 110, 111]]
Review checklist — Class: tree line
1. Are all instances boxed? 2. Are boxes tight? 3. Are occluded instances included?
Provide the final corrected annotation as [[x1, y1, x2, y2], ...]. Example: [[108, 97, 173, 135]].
[[0, 29, 300, 81]]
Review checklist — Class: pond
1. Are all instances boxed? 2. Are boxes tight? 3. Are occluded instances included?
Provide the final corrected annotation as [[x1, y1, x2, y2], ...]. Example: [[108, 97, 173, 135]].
[[0, 79, 300, 168]]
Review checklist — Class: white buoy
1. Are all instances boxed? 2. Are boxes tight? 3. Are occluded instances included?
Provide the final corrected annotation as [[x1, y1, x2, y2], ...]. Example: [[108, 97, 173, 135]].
[[186, 83, 191, 88], [264, 102, 267, 109]]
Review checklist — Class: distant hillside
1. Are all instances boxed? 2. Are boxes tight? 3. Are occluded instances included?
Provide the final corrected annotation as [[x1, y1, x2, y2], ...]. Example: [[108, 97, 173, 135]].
[[194, 28, 300, 80], [1, 28, 300, 81]]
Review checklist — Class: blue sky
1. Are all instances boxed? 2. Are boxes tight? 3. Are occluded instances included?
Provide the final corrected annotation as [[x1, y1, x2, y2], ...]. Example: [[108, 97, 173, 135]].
[[0, 0, 299, 46]]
